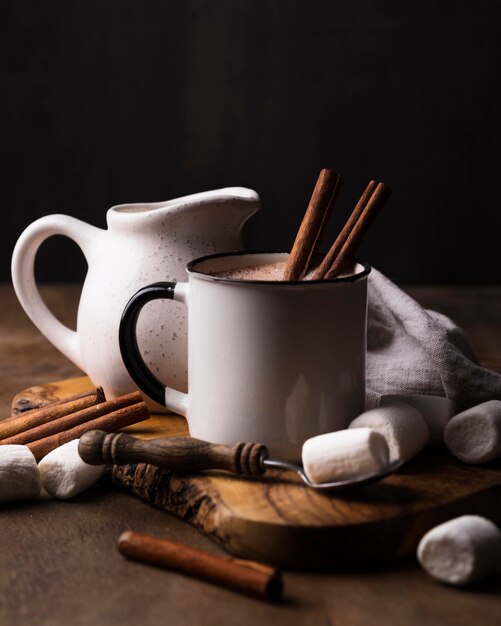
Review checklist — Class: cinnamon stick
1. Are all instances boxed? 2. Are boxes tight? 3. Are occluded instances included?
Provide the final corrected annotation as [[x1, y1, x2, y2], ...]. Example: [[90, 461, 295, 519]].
[[6, 386, 106, 417], [324, 181, 391, 278], [27, 401, 149, 461], [2, 391, 143, 445], [0, 387, 106, 439], [118, 530, 283, 602], [312, 180, 378, 280], [304, 174, 343, 274], [284, 169, 341, 281]]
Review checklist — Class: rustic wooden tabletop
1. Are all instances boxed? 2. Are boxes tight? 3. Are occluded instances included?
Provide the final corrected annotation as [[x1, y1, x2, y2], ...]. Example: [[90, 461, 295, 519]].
[[0, 283, 500, 626]]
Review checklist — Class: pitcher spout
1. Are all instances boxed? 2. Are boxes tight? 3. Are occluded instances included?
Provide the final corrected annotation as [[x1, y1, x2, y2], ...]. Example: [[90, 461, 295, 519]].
[[107, 187, 260, 236]]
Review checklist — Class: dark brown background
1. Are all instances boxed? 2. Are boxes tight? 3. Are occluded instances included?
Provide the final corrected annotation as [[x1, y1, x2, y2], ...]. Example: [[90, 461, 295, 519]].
[[2, 1, 500, 284]]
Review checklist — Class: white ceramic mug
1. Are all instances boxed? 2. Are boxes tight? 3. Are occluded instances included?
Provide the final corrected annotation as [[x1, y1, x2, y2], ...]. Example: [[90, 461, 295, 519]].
[[119, 252, 371, 460]]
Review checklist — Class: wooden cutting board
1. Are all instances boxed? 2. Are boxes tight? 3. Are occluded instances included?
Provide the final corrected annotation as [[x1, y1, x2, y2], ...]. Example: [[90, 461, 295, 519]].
[[11, 376, 501, 570]]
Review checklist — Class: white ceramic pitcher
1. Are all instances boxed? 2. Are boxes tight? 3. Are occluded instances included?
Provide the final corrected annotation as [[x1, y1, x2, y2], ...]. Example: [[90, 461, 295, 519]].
[[11, 188, 260, 407]]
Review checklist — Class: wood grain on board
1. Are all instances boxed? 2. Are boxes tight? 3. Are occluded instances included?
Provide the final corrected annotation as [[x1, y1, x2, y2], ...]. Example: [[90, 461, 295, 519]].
[[11, 375, 501, 570]]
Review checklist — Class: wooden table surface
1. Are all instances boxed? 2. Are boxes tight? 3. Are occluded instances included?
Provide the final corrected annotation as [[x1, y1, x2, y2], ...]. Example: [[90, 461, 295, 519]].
[[1, 283, 500, 625]]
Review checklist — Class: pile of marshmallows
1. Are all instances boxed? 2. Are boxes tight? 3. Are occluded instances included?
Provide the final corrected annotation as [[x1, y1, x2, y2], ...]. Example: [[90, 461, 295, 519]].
[[0, 439, 104, 503], [304, 396, 501, 482], [303, 395, 501, 587], [1, 395, 501, 587]]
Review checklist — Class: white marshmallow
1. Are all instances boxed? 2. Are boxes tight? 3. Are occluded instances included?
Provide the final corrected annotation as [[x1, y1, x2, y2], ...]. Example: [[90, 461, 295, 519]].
[[380, 394, 454, 447], [0, 445, 41, 502], [417, 515, 501, 586], [444, 400, 501, 464], [302, 428, 390, 484], [349, 404, 429, 462], [38, 439, 105, 499]]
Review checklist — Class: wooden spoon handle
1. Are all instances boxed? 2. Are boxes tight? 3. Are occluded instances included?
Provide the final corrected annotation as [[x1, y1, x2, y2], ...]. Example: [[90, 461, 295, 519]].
[[78, 430, 268, 476]]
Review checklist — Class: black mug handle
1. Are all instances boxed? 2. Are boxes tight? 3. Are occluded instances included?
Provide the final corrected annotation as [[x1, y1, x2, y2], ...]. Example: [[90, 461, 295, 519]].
[[119, 282, 178, 407]]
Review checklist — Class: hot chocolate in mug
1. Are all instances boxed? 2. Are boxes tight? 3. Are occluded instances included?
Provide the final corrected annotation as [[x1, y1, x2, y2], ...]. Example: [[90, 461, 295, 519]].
[[119, 252, 371, 460]]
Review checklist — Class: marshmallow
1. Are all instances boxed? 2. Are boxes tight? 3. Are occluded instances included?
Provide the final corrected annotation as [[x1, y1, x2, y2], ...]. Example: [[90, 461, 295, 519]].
[[380, 394, 454, 447], [39, 439, 105, 499], [417, 515, 501, 586], [0, 445, 41, 502], [302, 428, 390, 484], [444, 400, 501, 464], [349, 404, 429, 462]]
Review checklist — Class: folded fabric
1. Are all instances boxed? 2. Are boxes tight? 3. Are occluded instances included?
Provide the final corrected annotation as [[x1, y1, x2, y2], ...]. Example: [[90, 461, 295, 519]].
[[366, 268, 501, 411]]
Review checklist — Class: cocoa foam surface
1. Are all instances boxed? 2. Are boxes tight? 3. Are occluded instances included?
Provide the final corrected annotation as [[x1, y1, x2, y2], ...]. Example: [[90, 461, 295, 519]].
[[211, 261, 355, 281]]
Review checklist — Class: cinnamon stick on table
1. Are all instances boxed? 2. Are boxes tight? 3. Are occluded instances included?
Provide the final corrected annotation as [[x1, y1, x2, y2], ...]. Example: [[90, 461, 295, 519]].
[[284, 169, 342, 281], [118, 530, 283, 602], [27, 400, 149, 461], [1, 391, 143, 446], [0, 387, 106, 439]]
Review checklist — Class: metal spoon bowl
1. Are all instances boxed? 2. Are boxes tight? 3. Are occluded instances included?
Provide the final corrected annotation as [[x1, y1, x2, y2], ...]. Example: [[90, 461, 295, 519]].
[[262, 457, 404, 491]]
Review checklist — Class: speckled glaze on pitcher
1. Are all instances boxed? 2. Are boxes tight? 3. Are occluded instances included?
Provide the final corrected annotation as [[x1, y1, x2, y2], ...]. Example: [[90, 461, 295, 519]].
[[11, 188, 260, 409]]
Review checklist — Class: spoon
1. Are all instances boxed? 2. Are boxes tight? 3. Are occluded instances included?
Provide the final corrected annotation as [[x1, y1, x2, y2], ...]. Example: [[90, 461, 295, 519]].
[[262, 457, 403, 491], [78, 430, 401, 493]]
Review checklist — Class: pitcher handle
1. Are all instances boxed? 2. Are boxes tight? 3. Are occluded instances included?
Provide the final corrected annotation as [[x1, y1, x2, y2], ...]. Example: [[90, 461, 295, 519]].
[[119, 282, 190, 416], [11, 215, 105, 371]]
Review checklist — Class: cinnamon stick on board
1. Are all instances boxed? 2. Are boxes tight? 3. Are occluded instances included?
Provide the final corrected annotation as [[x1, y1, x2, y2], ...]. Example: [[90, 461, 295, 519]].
[[324, 181, 391, 278], [0, 387, 106, 438], [1, 391, 143, 445], [8, 386, 106, 416], [27, 401, 149, 461], [284, 169, 341, 281], [118, 530, 283, 602]]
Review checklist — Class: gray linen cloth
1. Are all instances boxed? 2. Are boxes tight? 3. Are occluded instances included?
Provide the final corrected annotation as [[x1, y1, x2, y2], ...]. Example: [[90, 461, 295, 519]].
[[366, 268, 501, 411]]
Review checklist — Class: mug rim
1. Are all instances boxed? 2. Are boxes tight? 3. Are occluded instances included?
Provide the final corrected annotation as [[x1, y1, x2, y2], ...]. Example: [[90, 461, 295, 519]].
[[186, 251, 371, 285]]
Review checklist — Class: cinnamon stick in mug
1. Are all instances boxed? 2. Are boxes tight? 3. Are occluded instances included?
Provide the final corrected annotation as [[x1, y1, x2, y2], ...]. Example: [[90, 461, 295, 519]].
[[2, 392, 143, 445], [284, 169, 341, 281], [118, 530, 283, 602], [312, 180, 378, 280], [27, 401, 149, 461], [0, 387, 106, 439], [324, 182, 391, 278]]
